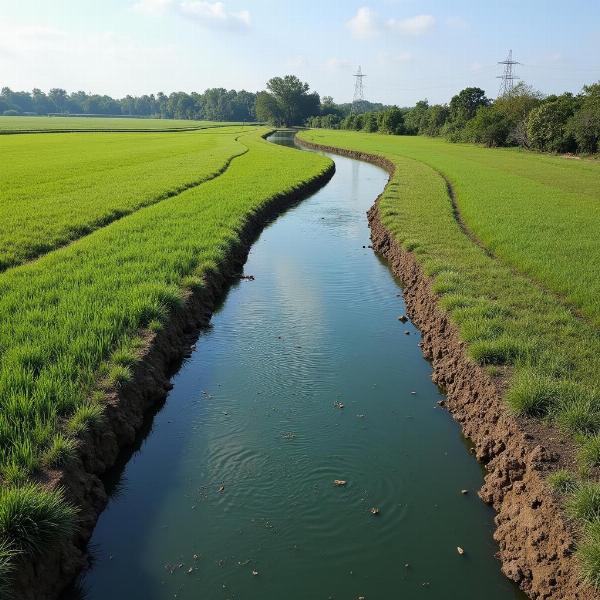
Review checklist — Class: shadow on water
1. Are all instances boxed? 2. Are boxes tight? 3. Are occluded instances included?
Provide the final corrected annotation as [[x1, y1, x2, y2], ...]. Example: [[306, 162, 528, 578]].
[[63, 131, 526, 600]]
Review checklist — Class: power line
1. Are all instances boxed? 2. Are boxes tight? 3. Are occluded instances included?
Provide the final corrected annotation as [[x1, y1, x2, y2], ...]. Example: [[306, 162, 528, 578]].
[[351, 66, 366, 115], [497, 49, 521, 96]]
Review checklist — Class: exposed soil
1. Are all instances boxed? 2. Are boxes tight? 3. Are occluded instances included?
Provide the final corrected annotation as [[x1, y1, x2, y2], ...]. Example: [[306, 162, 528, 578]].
[[8, 157, 335, 600], [296, 136, 597, 600]]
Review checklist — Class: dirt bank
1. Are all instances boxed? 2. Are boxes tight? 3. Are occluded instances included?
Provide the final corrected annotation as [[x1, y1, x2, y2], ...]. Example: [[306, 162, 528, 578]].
[[296, 136, 596, 600], [9, 156, 335, 600]]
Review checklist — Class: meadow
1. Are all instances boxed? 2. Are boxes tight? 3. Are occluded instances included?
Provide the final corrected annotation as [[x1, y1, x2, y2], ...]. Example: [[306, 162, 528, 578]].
[[0, 128, 331, 588], [0, 127, 249, 270], [299, 128, 600, 584], [0, 116, 240, 133]]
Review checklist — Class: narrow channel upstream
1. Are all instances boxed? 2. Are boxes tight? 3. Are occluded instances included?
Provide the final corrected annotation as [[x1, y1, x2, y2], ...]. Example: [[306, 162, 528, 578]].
[[66, 132, 524, 600]]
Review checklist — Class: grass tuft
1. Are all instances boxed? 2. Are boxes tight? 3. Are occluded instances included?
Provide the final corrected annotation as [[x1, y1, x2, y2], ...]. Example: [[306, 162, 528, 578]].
[[579, 521, 600, 588], [0, 485, 77, 556], [65, 402, 104, 437], [547, 469, 577, 494], [42, 434, 77, 468], [567, 483, 600, 522]]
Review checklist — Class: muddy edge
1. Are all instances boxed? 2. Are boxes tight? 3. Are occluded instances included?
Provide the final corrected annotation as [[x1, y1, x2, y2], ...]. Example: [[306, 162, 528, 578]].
[[296, 136, 596, 600], [10, 149, 335, 599]]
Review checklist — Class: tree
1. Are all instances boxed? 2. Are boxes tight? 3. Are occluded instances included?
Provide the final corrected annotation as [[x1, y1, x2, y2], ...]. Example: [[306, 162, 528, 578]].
[[527, 94, 579, 152], [48, 88, 68, 113], [449, 87, 489, 122], [493, 83, 543, 147], [379, 106, 405, 134], [255, 91, 283, 125], [404, 99, 429, 134], [465, 106, 511, 147], [422, 104, 449, 136], [256, 75, 320, 126], [570, 82, 600, 153]]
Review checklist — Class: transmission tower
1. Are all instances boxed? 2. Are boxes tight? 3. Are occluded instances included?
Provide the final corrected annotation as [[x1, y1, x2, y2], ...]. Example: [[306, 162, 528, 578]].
[[497, 50, 520, 96], [350, 66, 366, 115]]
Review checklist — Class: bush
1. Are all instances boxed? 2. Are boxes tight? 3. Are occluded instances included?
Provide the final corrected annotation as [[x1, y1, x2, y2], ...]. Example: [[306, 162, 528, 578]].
[[526, 95, 579, 152], [465, 106, 511, 147]]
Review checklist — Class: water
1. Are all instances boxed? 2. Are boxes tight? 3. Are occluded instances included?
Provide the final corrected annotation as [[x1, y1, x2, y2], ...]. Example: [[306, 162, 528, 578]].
[[66, 132, 524, 599]]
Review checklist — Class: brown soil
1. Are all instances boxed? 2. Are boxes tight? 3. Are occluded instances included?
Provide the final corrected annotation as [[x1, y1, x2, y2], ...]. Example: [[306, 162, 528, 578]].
[[297, 136, 597, 600], [9, 158, 335, 600]]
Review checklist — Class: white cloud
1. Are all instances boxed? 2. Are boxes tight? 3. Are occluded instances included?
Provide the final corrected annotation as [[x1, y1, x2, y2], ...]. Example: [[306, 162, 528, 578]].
[[132, 0, 175, 15], [179, 1, 250, 30], [386, 14, 434, 35], [346, 7, 379, 40], [132, 0, 250, 30]]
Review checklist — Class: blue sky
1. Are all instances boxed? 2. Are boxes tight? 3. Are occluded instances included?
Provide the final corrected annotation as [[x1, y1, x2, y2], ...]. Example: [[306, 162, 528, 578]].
[[1, 0, 599, 105]]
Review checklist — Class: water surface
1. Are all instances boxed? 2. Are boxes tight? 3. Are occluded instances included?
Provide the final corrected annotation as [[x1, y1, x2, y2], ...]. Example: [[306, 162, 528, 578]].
[[66, 131, 524, 599]]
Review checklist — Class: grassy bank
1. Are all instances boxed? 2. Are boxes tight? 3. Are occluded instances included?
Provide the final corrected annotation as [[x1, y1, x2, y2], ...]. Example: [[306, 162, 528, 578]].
[[0, 127, 249, 270], [0, 128, 331, 589], [298, 129, 600, 585], [0, 116, 242, 133]]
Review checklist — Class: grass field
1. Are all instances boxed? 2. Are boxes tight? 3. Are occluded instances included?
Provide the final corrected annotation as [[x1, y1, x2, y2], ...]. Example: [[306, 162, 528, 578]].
[[299, 128, 600, 585], [0, 115, 243, 133], [0, 127, 249, 270], [0, 127, 331, 586]]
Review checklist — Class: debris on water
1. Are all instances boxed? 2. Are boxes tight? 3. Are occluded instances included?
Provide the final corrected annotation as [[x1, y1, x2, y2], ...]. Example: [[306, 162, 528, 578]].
[[370, 507, 380, 516], [240, 274, 255, 281], [252, 570, 259, 576], [334, 401, 344, 409], [281, 431, 296, 440], [334, 479, 347, 487], [218, 484, 225, 493], [457, 546, 465, 555], [398, 315, 408, 323], [461, 489, 469, 495], [357, 414, 365, 418]]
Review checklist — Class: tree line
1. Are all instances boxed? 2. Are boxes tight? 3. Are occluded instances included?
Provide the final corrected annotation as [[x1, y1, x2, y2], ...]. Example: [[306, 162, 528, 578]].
[[0, 76, 386, 127], [308, 81, 600, 154], [0, 87, 257, 121], [4, 75, 599, 154]]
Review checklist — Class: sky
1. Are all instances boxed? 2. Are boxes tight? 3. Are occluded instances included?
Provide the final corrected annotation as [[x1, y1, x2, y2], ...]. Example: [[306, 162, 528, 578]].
[[1, 0, 600, 105]]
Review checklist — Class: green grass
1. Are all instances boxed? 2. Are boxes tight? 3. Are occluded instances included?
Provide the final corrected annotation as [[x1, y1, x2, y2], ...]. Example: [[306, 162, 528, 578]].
[[0, 127, 251, 270], [0, 115, 243, 132], [298, 128, 600, 584], [0, 127, 331, 585]]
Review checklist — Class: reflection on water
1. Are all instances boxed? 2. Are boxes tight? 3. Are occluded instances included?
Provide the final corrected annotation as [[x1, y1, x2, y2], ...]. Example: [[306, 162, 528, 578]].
[[64, 132, 525, 600]]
